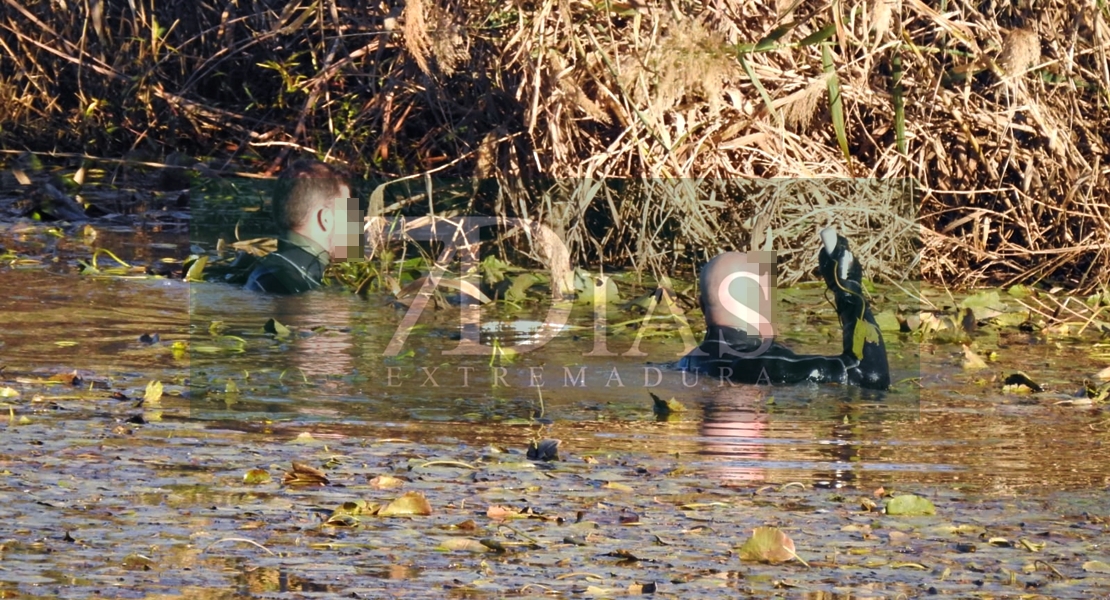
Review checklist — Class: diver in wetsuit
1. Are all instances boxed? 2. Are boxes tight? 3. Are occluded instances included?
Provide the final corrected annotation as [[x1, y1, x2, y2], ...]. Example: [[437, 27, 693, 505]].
[[680, 227, 891, 390], [243, 160, 354, 294]]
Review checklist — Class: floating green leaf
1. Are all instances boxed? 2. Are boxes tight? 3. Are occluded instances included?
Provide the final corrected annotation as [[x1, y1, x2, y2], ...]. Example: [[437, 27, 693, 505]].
[[505, 273, 539, 303], [480, 254, 512, 286], [185, 255, 207, 282], [326, 500, 374, 526], [874, 310, 901, 333], [143, 380, 163, 405], [960, 290, 1005, 320], [738, 527, 802, 564], [243, 468, 272, 485], [264, 318, 291, 338], [885, 494, 936, 516]]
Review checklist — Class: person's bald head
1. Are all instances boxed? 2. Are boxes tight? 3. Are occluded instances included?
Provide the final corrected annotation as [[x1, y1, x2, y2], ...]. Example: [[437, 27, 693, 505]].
[[699, 251, 776, 336]]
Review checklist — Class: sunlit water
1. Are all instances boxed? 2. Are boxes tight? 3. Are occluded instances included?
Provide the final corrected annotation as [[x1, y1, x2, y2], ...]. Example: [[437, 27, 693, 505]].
[[2, 258, 1106, 494], [3, 218, 1109, 598]]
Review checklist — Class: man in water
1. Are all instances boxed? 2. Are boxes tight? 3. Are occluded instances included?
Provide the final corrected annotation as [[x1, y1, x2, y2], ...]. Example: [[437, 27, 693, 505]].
[[681, 227, 891, 390], [244, 160, 362, 294]]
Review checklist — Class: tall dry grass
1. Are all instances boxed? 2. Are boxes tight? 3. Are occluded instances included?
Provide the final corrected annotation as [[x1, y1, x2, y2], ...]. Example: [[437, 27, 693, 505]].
[[0, 0, 1107, 289]]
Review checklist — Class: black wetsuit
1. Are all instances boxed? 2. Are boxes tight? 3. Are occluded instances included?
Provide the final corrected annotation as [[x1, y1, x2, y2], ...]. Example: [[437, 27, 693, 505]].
[[680, 233, 890, 390], [243, 232, 330, 294]]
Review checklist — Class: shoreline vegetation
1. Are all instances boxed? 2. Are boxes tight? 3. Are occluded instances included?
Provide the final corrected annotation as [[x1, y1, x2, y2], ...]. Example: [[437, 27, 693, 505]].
[[1, 0, 1108, 292]]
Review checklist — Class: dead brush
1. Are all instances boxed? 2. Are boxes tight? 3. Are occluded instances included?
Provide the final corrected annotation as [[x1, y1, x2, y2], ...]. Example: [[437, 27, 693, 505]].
[[0, 0, 1107, 291]]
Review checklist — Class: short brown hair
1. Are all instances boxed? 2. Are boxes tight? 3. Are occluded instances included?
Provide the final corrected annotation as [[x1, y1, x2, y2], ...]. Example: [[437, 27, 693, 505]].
[[272, 160, 349, 232]]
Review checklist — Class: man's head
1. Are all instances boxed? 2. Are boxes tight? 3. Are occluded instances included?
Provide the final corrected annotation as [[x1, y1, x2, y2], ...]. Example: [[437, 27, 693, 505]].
[[272, 160, 358, 258]]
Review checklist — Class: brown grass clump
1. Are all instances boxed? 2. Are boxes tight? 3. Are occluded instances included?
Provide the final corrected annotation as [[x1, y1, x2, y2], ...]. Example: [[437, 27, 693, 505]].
[[0, 0, 1108, 290]]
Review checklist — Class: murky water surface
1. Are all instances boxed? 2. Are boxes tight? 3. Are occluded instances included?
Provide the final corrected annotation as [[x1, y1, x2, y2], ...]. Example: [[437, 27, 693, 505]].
[[1, 223, 1107, 598]]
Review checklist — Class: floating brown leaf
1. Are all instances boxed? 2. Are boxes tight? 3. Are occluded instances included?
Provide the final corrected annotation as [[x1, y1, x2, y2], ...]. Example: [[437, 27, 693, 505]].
[[378, 491, 432, 517], [487, 505, 525, 520], [281, 462, 329, 487]]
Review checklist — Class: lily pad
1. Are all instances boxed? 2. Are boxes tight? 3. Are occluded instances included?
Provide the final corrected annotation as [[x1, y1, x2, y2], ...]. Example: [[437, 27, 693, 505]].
[[874, 310, 901, 333], [960, 290, 1006, 320], [1082, 560, 1110, 573], [885, 494, 936, 516], [738, 526, 800, 564], [243, 468, 272, 485], [437, 537, 491, 553], [378, 491, 432, 517]]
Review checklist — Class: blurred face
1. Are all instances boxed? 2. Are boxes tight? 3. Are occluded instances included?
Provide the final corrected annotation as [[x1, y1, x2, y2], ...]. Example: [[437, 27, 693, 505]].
[[324, 185, 365, 262]]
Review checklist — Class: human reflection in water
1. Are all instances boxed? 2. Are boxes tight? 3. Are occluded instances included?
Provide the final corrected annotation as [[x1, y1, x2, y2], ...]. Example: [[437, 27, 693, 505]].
[[266, 293, 359, 380], [189, 285, 359, 388], [698, 385, 771, 484], [699, 386, 875, 488]]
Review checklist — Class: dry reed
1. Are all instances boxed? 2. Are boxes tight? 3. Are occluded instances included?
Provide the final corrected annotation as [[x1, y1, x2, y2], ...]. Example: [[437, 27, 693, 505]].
[[0, 0, 1107, 290]]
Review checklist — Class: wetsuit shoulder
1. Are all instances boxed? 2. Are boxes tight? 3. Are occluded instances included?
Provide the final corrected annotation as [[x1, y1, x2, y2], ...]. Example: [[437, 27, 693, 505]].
[[244, 251, 318, 294]]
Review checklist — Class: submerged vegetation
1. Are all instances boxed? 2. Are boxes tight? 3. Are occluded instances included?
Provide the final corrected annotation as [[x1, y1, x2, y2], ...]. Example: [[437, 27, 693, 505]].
[[1, 0, 1109, 290]]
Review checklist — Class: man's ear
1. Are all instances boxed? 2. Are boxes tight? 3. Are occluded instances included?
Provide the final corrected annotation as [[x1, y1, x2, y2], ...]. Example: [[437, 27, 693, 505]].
[[317, 205, 334, 232]]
